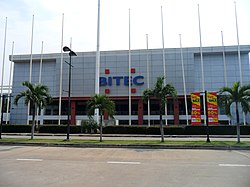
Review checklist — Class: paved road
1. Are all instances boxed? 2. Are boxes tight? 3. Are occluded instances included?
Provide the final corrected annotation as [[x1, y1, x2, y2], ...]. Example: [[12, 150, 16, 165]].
[[2, 133, 250, 141], [0, 146, 249, 187]]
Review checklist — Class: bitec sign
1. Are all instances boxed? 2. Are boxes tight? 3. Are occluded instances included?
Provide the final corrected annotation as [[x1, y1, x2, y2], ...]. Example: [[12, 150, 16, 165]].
[[100, 75, 144, 86]]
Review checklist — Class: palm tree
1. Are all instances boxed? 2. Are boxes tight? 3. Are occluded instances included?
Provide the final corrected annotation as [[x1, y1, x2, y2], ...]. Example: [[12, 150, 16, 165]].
[[218, 81, 250, 143], [143, 76, 177, 142], [14, 81, 52, 139], [87, 94, 115, 142]]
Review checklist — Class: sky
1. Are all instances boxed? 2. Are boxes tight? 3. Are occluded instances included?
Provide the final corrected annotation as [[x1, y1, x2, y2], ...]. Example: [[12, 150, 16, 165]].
[[0, 0, 250, 85]]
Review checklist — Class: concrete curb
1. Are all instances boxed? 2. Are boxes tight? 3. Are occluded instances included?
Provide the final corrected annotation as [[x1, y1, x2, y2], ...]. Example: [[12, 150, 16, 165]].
[[1, 142, 250, 150]]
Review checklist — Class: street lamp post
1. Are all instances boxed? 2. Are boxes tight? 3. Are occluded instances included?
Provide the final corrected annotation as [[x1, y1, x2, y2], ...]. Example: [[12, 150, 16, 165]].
[[63, 46, 77, 141]]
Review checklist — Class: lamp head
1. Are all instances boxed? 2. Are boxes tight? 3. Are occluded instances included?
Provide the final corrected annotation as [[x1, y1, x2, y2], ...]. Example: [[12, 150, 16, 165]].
[[63, 46, 70, 52], [69, 51, 77, 56]]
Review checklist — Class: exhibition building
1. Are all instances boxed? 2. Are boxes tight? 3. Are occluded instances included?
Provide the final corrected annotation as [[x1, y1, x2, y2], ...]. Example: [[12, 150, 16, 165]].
[[8, 45, 250, 125]]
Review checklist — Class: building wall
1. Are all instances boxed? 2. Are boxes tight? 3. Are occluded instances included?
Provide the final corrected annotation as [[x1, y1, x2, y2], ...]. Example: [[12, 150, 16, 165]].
[[10, 45, 250, 125]]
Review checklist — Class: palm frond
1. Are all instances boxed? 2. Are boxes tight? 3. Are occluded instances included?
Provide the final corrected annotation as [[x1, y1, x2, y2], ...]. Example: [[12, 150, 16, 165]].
[[14, 81, 52, 108], [87, 94, 115, 119], [142, 89, 154, 102], [218, 81, 250, 121]]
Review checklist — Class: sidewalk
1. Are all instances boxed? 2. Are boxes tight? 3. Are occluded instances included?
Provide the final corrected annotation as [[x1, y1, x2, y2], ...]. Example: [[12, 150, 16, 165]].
[[2, 133, 250, 140], [1, 133, 250, 150]]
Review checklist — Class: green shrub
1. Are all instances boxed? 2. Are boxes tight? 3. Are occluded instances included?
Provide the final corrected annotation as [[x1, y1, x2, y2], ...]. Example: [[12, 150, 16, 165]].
[[39, 125, 67, 133], [81, 120, 98, 133], [184, 126, 207, 135], [165, 126, 184, 135], [240, 126, 250, 135], [209, 125, 236, 135]]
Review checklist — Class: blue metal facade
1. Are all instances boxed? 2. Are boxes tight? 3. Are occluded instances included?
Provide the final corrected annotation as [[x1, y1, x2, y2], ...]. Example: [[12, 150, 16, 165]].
[[10, 45, 250, 125]]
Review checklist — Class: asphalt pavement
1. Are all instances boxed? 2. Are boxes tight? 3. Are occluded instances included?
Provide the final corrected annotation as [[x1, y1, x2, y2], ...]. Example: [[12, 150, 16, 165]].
[[0, 146, 250, 187]]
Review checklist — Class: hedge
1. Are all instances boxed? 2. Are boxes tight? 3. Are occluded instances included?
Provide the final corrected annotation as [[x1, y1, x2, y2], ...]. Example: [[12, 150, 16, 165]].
[[1, 125, 31, 133], [1, 124, 250, 135]]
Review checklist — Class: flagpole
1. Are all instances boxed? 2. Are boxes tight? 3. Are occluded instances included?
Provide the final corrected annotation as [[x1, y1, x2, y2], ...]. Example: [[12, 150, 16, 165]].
[[39, 41, 44, 84], [0, 17, 7, 119], [58, 13, 64, 125], [95, 0, 101, 123], [197, 4, 206, 125], [6, 41, 14, 124], [27, 15, 34, 125], [221, 31, 227, 87], [234, 2, 243, 85], [179, 34, 189, 126], [36, 41, 44, 125], [161, 6, 168, 126], [128, 8, 132, 126], [234, 1, 245, 125], [221, 31, 231, 125], [29, 15, 34, 83], [146, 34, 150, 126]]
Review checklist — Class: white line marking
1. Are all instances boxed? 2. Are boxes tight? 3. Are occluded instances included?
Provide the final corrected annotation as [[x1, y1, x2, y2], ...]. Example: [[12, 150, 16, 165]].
[[16, 158, 43, 162], [219, 164, 250, 167], [107, 161, 141, 165]]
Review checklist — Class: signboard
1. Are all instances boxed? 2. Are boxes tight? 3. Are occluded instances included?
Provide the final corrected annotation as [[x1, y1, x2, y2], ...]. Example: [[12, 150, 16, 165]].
[[207, 92, 218, 125], [100, 75, 144, 86], [191, 92, 201, 125]]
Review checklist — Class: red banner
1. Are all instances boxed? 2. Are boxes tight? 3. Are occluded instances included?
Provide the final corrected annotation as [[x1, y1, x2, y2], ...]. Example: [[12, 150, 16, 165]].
[[191, 92, 201, 125], [207, 92, 218, 125]]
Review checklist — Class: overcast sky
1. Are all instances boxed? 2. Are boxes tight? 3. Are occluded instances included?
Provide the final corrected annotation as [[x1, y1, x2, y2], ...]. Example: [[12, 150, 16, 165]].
[[0, 0, 250, 85]]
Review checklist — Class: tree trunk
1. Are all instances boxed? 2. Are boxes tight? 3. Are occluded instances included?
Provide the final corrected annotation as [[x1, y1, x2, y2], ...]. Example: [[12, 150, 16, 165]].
[[235, 102, 240, 143], [100, 113, 103, 142], [159, 104, 164, 142], [31, 106, 36, 140]]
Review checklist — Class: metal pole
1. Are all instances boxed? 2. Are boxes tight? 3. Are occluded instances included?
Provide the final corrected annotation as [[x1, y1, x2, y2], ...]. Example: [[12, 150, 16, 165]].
[[205, 91, 210, 143], [0, 95, 5, 139], [161, 6, 168, 126], [197, 4, 206, 125], [67, 55, 71, 140], [221, 31, 227, 87], [234, 1, 245, 125], [128, 9, 131, 126], [58, 13, 64, 125], [146, 34, 150, 126], [95, 0, 101, 124], [36, 41, 44, 126], [179, 34, 189, 125], [0, 17, 7, 120], [6, 41, 14, 124], [27, 15, 35, 125], [221, 31, 231, 125]]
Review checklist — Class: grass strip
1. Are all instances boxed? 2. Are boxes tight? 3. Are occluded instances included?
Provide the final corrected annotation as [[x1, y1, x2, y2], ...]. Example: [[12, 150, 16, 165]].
[[0, 138, 250, 146]]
